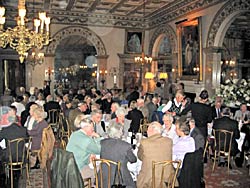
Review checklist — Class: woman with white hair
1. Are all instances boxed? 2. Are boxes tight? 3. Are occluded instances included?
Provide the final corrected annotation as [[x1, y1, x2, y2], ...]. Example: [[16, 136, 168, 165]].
[[100, 121, 137, 188], [109, 107, 131, 138]]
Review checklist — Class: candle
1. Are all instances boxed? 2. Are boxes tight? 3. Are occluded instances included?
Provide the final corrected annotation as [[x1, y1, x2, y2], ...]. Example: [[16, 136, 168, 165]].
[[114, 75, 117, 84]]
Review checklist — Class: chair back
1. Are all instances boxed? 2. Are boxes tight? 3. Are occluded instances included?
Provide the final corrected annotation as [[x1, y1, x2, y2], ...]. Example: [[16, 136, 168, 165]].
[[92, 158, 121, 188], [212, 129, 233, 173], [59, 113, 71, 140], [152, 160, 181, 188], [7, 137, 31, 166], [48, 109, 60, 124], [213, 129, 233, 156]]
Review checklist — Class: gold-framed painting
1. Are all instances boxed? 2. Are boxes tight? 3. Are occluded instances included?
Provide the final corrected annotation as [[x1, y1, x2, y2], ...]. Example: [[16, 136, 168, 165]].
[[125, 30, 144, 54], [177, 17, 202, 80]]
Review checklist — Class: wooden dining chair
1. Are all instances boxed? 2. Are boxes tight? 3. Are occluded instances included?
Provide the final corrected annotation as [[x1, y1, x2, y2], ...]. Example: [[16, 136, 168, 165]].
[[5, 137, 32, 188], [212, 129, 233, 174], [92, 158, 121, 188], [152, 160, 181, 188], [48, 109, 60, 135]]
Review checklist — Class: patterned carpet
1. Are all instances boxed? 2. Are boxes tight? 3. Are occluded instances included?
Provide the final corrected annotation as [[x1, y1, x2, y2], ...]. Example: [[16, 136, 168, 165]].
[[0, 159, 248, 188], [204, 161, 250, 188]]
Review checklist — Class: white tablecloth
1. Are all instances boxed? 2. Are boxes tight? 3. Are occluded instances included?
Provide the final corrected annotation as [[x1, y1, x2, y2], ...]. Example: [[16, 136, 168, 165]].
[[127, 148, 142, 181]]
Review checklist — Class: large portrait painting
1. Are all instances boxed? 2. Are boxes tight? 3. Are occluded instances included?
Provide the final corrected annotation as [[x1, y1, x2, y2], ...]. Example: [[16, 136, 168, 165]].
[[125, 30, 143, 53], [177, 17, 202, 80]]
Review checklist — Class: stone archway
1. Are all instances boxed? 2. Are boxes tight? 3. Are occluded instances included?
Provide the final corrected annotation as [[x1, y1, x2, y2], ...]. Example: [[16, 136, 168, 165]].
[[46, 26, 107, 56], [44, 26, 108, 90], [148, 24, 177, 86], [205, 0, 250, 92], [207, 0, 250, 48], [149, 24, 177, 56]]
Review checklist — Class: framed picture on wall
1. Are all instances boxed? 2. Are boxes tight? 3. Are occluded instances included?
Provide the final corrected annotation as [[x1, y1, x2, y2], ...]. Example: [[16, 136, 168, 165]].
[[177, 17, 202, 80], [125, 30, 143, 54]]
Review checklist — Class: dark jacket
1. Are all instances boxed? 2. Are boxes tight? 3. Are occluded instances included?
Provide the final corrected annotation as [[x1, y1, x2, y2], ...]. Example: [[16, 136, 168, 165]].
[[51, 148, 84, 188], [178, 149, 203, 188], [126, 108, 144, 133], [211, 106, 223, 120], [190, 127, 205, 151], [0, 123, 28, 161], [213, 116, 240, 156], [181, 102, 212, 138], [100, 138, 137, 188]]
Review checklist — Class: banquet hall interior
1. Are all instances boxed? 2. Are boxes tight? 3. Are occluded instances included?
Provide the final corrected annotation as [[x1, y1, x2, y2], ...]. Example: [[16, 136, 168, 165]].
[[0, 0, 250, 187]]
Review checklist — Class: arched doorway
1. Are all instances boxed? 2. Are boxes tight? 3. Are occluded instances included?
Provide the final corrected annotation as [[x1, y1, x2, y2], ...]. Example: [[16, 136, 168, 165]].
[[45, 26, 107, 93], [149, 24, 177, 90], [54, 35, 97, 92], [206, 0, 250, 86]]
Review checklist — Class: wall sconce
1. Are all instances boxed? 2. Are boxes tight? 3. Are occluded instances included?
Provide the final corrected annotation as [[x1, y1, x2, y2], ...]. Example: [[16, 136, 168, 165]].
[[193, 66, 200, 84], [220, 58, 237, 83], [171, 67, 177, 83], [145, 72, 154, 79], [45, 67, 54, 82]]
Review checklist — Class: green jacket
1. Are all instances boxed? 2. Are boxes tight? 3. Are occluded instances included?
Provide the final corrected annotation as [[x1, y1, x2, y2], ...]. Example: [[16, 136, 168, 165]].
[[66, 130, 101, 170]]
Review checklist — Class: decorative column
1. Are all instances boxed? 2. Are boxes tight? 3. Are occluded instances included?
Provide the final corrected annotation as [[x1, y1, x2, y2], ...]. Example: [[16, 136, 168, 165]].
[[203, 46, 224, 96]]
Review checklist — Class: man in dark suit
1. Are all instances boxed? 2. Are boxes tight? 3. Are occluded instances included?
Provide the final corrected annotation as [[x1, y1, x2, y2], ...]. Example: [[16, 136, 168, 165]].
[[0, 122, 28, 162], [213, 107, 240, 157], [126, 86, 140, 107], [126, 100, 144, 133], [211, 98, 223, 120], [189, 118, 205, 151], [43, 95, 61, 122]]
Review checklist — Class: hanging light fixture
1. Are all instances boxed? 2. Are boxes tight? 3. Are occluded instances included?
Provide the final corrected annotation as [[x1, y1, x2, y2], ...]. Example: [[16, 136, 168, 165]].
[[25, 47, 45, 69], [134, 0, 152, 65], [0, 0, 51, 63]]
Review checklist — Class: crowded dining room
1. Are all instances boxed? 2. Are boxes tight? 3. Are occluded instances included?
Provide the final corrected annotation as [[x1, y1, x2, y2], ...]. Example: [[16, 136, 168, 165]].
[[0, 0, 250, 187]]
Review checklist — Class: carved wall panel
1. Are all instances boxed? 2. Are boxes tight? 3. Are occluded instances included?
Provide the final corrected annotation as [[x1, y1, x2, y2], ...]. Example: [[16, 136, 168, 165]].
[[46, 26, 107, 56], [207, 0, 250, 47]]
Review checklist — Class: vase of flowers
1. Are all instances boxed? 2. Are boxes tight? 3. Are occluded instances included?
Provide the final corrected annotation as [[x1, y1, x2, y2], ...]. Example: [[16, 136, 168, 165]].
[[215, 79, 250, 107]]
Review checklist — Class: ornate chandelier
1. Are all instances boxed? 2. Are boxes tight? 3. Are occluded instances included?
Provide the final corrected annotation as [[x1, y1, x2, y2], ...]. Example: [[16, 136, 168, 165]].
[[0, 0, 51, 63], [134, 0, 152, 65], [25, 48, 45, 69]]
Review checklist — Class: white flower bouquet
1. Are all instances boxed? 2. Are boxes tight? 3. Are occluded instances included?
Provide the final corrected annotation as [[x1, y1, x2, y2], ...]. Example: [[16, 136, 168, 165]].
[[215, 79, 250, 106]]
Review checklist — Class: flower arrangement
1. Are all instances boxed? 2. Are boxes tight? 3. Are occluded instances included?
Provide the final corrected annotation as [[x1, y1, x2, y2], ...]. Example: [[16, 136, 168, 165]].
[[215, 79, 250, 107]]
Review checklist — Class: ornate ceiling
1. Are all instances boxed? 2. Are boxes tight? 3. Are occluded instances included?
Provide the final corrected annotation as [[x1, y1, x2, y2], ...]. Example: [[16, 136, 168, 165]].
[[2, 0, 224, 28]]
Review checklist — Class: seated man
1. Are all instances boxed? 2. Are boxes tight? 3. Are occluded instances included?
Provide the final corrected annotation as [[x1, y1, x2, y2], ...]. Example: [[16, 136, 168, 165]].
[[0, 115, 28, 181], [189, 118, 205, 151], [213, 107, 240, 164], [137, 121, 174, 188], [90, 109, 107, 137], [66, 116, 101, 181], [173, 120, 195, 168]]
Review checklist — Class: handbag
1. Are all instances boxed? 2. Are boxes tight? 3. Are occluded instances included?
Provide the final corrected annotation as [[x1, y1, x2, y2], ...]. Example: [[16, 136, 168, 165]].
[[111, 165, 126, 188]]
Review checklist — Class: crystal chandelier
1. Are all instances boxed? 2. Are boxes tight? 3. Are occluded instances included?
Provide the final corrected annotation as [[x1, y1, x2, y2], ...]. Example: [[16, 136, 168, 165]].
[[0, 0, 51, 63]]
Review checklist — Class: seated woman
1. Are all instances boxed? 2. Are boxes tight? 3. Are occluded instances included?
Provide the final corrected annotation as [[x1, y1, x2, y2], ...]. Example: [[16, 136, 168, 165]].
[[28, 107, 49, 151], [28, 106, 49, 168], [100, 121, 137, 188]]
